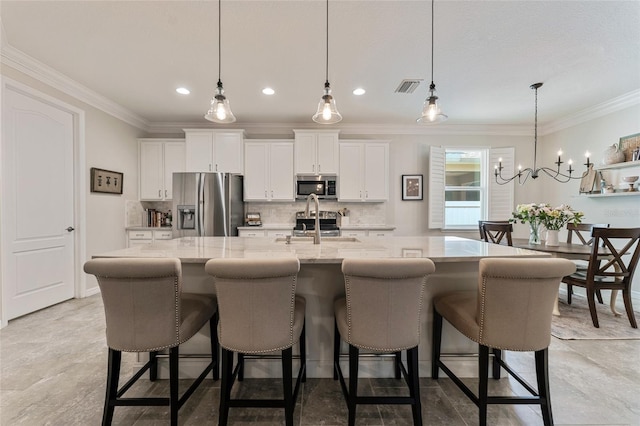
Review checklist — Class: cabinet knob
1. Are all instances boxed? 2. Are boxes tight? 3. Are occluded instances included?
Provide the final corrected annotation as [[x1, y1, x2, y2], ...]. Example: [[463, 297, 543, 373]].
[[158, 190, 161, 197], [209, 164, 212, 171], [318, 164, 321, 173], [165, 190, 168, 198]]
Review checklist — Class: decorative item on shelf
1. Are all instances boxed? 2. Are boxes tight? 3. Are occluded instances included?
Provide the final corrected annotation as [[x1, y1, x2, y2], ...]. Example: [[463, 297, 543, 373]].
[[416, 0, 447, 124], [245, 212, 262, 226], [579, 163, 598, 193], [619, 132, 640, 162], [312, 0, 342, 124], [204, 0, 236, 123], [623, 175, 639, 192], [601, 143, 625, 165], [495, 83, 589, 185]]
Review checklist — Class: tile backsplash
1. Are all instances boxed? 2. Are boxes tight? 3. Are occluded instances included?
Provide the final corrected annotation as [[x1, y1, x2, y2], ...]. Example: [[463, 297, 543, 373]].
[[125, 200, 172, 227], [245, 201, 387, 226]]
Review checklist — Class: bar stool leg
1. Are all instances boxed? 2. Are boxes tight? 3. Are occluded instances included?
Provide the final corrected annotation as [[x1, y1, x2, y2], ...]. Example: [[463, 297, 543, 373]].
[[210, 312, 219, 381], [282, 347, 294, 426], [431, 310, 443, 379], [333, 320, 340, 380], [102, 348, 121, 426], [348, 345, 359, 426], [238, 353, 245, 381], [169, 347, 179, 426], [219, 349, 234, 426], [535, 349, 554, 426], [394, 352, 402, 379], [492, 349, 502, 379], [149, 351, 158, 381], [407, 347, 422, 426], [300, 321, 307, 382], [478, 345, 489, 426]]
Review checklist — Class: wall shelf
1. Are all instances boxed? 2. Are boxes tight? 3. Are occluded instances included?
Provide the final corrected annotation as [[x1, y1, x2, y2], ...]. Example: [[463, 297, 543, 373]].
[[580, 191, 640, 198], [596, 160, 640, 171]]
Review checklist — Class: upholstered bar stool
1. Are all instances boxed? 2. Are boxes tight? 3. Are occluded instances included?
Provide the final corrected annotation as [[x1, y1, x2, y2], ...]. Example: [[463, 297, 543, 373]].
[[204, 257, 306, 426], [334, 258, 436, 426], [432, 258, 576, 426], [83, 258, 218, 426]]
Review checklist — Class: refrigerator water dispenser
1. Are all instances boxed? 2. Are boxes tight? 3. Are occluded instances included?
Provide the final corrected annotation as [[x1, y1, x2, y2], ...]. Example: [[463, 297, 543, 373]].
[[177, 205, 196, 230]]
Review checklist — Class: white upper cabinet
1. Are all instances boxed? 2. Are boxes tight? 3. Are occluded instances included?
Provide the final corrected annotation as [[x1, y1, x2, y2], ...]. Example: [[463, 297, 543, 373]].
[[338, 142, 389, 202], [244, 140, 294, 201], [293, 129, 339, 175], [184, 129, 244, 173], [139, 139, 185, 201]]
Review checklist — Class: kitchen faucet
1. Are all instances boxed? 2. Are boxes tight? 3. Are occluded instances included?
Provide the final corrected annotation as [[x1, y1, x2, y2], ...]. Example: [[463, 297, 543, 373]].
[[304, 193, 321, 245]]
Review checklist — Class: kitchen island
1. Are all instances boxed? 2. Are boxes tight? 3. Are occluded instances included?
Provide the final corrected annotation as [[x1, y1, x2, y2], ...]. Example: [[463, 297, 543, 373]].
[[95, 236, 548, 378]]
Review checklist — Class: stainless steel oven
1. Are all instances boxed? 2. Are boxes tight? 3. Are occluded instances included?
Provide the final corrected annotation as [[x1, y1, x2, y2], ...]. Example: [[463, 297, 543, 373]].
[[296, 175, 337, 200]]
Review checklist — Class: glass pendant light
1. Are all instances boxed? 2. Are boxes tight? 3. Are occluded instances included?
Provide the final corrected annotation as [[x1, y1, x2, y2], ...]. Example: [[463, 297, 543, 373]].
[[417, 0, 447, 124], [312, 0, 342, 124], [205, 0, 236, 123]]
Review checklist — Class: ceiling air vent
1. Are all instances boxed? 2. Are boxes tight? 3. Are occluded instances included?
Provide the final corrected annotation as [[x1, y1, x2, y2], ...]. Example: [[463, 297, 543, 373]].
[[394, 79, 423, 94]]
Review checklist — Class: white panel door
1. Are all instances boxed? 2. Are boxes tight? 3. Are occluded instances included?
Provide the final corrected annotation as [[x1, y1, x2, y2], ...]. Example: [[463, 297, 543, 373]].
[[2, 87, 75, 320]]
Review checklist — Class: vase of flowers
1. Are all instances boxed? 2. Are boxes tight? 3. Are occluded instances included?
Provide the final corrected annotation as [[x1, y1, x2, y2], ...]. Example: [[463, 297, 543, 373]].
[[539, 204, 584, 246], [511, 203, 548, 245]]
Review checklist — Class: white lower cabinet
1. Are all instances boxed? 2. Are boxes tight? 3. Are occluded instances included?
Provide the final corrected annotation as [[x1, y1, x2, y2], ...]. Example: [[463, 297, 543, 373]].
[[239, 229, 265, 237], [239, 228, 292, 237], [342, 229, 394, 238], [126, 229, 173, 247]]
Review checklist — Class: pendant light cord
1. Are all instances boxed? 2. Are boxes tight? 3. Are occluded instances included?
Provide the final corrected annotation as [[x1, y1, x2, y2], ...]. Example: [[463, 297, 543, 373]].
[[218, 0, 222, 84], [533, 85, 538, 169], [430, 0, 434, 85], [325, 0, 329, 84]]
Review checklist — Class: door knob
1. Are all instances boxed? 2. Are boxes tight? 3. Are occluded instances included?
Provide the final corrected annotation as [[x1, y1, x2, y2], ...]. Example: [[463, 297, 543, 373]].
[[66, 226, 75, 232]]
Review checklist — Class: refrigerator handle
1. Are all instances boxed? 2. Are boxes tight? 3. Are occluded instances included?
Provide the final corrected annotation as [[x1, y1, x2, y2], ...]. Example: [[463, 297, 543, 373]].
[[198, 173, 206, 236]]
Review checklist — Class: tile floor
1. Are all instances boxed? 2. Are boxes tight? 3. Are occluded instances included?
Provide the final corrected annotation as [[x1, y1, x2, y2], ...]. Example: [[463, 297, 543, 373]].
[[1, 294, 639, 425]]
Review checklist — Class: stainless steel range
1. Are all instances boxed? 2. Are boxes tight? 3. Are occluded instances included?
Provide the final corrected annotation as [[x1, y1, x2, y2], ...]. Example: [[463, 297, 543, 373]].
[[292, 211, 340, 237]]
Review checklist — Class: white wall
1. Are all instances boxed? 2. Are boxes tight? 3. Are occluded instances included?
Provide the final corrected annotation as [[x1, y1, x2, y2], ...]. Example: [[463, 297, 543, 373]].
[[1, 65, 144, 294], [541, 104, 640, 299]]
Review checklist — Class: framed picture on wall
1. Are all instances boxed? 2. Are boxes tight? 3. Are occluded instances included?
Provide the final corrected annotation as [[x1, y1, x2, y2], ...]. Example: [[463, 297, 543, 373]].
[[90, 167, 123, 194], [402, 174, 423, 200]]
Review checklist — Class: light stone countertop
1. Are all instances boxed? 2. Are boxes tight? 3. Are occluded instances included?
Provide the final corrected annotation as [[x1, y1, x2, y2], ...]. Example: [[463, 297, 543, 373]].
[[95, 236, 548, 264]]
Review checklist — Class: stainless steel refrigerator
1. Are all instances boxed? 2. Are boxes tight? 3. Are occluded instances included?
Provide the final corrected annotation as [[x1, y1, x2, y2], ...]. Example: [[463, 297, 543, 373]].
[[172, 173, 244, 237]]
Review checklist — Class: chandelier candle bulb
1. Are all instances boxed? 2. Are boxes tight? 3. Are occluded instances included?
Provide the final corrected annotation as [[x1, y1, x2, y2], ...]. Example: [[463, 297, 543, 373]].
[[585, 152, 591, 167]]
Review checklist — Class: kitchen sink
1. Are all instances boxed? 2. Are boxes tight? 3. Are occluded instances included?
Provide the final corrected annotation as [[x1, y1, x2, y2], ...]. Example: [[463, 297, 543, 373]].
[[275, 236, 360, 243]]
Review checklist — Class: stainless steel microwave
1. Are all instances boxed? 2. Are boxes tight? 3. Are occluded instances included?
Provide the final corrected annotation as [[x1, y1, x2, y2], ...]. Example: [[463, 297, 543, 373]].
[[296, 175, 337, 200]]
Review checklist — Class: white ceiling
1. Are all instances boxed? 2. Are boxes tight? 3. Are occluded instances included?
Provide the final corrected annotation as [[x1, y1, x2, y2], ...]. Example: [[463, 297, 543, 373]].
[[1, 1, 639, 128]]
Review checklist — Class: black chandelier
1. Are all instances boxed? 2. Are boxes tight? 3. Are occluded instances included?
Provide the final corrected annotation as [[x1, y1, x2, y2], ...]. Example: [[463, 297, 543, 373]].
[[494, 82, 591, 185]]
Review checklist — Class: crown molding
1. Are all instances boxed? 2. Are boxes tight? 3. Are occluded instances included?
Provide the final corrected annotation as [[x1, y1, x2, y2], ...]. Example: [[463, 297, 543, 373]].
[[0, 43, 149, 131], [148, 121, 532, 137], [541, 89, 640, 135]]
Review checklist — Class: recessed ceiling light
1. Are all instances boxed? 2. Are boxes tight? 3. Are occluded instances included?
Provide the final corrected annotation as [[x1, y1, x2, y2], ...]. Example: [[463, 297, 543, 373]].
[[176, 87, 190, 95], [262, 87, 275, 95], [353, 88, 366, 96]]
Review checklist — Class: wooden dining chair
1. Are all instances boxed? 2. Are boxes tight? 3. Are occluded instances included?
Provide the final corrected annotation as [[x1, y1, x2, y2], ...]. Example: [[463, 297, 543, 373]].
[[481, 222, 513, 246], [565, 223, 609, 304], [561, 227, 640, 328], [477, 220, 510, 241]]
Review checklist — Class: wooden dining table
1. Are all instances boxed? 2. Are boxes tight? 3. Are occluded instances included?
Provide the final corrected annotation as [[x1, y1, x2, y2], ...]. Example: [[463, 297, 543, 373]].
[[511, 238, 620, 316]]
